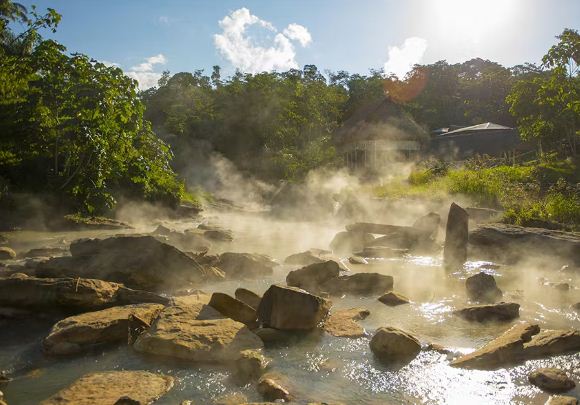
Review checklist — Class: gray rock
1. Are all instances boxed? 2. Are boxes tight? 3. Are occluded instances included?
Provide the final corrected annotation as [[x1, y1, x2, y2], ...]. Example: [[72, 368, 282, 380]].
[[286, 260, 340, 293], [370, 326, 421, 364], [443, 203, 469, 268], [465, 272, 503, 303], [234, 288, 262, 310], [454, 302, 519, 322], [284, 251, 325, 266], [378, 291, 410, 306], [208, 292, 258, 328], [529, 368, 575, 393], [217, 252, 277, 279]]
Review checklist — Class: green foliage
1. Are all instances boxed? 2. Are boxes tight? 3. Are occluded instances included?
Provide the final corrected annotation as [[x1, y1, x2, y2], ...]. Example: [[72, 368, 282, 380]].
[[0, 1, 184, 214]]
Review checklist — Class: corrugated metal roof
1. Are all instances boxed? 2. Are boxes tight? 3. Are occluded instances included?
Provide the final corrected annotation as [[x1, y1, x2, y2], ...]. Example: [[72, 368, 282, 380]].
[[444, 122, 512, 135]]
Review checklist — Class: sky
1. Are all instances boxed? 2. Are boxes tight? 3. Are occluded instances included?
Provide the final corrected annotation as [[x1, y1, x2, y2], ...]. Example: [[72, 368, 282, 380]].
[[17, 0, 580, 89]]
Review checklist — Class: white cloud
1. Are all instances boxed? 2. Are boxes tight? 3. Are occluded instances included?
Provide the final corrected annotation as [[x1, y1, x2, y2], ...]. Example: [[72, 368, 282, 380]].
[[383, 37, 428, 80], [126, 54, 167, 90], [283, 23, 312, 47], [214, 8, 312, 73], [100, 60, 120, 68], [158, 16, 169, 24]]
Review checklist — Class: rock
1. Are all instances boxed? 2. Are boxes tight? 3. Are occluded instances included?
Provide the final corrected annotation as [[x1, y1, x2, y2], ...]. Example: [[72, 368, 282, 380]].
[[213, 393, 248, 405], [451, 323, 580, 369], [546, 396, 579, 405], [465, 207, 502, 223], [21, 247, 68, 258], [55, 215, 133, 231], [252, 328, 291, 345], [369, 326, 421, 364], [322, 273, 393, 296], [209, 293, 258, 328], [354, 246, 407, 258], [203, 229, 233, 242], [43, 303, 164, 355], [217, 252, 277, 279], [0, 247, 16, 260], [233, 349, 270, 383], [257, 285, 331, 330], [286, 260, 340, 293], [284, 251, 325, 266], [323, 307, 370, 338], [529, 368, 575, 393], [153, 227, 210, 252], [348, 256, 368, 265], [329, 231, 374, 254], [465, 272, 503, 303], [443, 203, 469, 268], [257, 376, 291, 402], [469, 224, 580, 266], [412, 212, 441, 239], [0, 234, 7, 245], [36, 235, 223, 291], [40, 370, 173, 405], [0, 275, 168, 313], [234, 288, 262, 310], [573, 302, 580, 312], [378, 291, 410, 306], [454, 302, 520, 322], [114, 397, 141, 405], [133, 303, 263, 362]]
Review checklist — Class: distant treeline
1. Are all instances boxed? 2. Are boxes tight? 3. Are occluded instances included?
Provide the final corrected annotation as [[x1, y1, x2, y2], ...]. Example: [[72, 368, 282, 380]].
[[0, 0, 577, 215]]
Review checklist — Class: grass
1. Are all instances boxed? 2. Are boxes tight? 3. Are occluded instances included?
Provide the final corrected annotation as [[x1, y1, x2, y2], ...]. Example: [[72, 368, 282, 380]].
[[373, 158, 580, 230]]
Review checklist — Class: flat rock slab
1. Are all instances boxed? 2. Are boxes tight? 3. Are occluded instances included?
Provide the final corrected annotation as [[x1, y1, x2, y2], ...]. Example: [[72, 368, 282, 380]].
[[36, 235, 223, 291], [284, 251, 325, 266], [454, 302, 519, 322], [134, 303, 263, 362], [217, 252, 277, 279], [452, 323, 580, 369], [529, 368, 576, 393], [322, 273, 394, 296], [378, 292, 410, 306], [323, 307, 370, 338], [43, 303, 164, 355], [40, 370, 173, 405]]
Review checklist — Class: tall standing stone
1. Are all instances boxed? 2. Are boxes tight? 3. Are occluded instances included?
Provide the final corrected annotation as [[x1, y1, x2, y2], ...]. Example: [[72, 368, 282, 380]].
[[444, 203, 469, 268]]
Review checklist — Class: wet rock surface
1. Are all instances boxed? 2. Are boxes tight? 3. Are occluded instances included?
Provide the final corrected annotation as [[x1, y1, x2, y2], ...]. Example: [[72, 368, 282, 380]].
[[454, 302, 520, 322], [40, 370, 173, 405], [233, 349, 270, 383], [286, 261, 340, 293], [378, 291, 410, 306], [0, 248, 15, 260], [284, 250, 325, 266], [217, 252, 277, 279], [443, 203, 469, 268], [134, 303, 263, 362], [257, 285, 331, 330], [528, 368, 576, 393], [322, 272, 394, 296], [370, 326, 421, 364], [234, 288, 262, 310], [257, 375, 291, 402], [465, 272, 503, 303], [208, 292, 258, 328], [323, 307, 369, 338], [43, 303, 164, 355], [546, 396, 579, 405]]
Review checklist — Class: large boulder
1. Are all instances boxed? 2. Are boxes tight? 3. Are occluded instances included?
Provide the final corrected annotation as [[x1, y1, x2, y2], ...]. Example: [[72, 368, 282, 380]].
[[469, 224, 580, 265], [451, 323, 580, 369], [528, 368, 575, 393], [43, 303, 164, 355], [322, 273, 394, 296], [378, 291, 410, 306], [0, 247, 16, 260], [286, 260, 340, 293], [0, 275, 168, 313], [208, 293, 258, 328], [370, 326, 421, 364], [323, 307, 370, 338], [329, 231, 374, 254], [257, 285, 331, 330], [217, 252, 277, 279], [36, 235, 223, 291], [235, 288, 262, 310], [412, 212, 441, 239], [443, 203, 469, 268], [40, 370, 173, 405], [284, 251, 325, 266], [465, 272, 503, 303], [454, 302, 519, 322], [152, 226, 210, 252], [133, 303, 263, 362]]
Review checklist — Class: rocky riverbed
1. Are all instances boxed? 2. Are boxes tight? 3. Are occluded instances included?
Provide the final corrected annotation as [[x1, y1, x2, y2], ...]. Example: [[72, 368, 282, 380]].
[[0, 206, 579, 404]]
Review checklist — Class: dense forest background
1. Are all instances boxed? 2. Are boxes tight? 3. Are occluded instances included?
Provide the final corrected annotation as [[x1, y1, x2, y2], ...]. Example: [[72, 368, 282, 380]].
[[0, 1, 578, 216]]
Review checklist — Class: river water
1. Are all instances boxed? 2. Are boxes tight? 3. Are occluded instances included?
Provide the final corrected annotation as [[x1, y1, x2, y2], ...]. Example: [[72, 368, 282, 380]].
[[0, 211, 579, 404]]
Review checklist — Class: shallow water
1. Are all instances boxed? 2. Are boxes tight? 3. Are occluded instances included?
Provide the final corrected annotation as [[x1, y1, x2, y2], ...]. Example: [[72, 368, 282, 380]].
[[1, 211, 579, 404]]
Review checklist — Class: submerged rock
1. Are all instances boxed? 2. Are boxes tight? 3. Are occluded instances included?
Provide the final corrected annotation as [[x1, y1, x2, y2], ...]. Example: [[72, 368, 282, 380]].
[[217, 252, 277, 279], [451, 323, 580, 369], [209, 292, 258, 328], [133, 303, 263, 362], [370, 326, 421, 364], [0, 247, 16, 260], [284, 250, 325, 266], [443, 203, 469, 268], [43, 303, 164, 355], [323, 307, 370, 338], [234, 288, 262, 310], [257, 376, 292, 402], [465, 272, 503, 303], [528, 368, 575, 393], [454, 302, 520, 322], [40, 370, 173, 405], [329, 231, 374, 254], [0, 275, 168, 313], [286, 260, 340, 293], [378, 291, 410, 306], [233, 349, 270, 383], [36, 235, 223, 291], [257, 285, 331, 330], [469, 224, 580, 265]]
